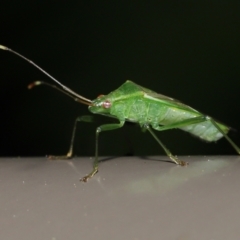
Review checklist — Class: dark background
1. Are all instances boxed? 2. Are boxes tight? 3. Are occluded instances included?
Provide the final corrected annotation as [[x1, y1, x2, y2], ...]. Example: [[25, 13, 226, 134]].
[[0, 1, 240, 157]]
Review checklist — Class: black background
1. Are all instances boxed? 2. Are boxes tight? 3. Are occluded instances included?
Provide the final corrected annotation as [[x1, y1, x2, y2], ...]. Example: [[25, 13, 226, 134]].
[[1, 1, 240, 157]]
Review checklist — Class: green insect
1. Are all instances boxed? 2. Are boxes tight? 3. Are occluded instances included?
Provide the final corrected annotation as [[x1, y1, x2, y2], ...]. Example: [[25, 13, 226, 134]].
[[1, 45, 240, 182]]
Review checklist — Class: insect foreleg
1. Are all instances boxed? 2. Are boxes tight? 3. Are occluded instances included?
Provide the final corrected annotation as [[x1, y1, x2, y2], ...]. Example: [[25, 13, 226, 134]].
[[48, 115, 94, 160], [80, 120, 125, 182], [144, 124, 187, 166]]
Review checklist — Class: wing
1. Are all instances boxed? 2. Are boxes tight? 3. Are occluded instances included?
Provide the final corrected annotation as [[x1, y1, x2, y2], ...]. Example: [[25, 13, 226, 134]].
[[113, 80, 199, 114], [143, 91, 199, 113], [134, 81, 199, 113]]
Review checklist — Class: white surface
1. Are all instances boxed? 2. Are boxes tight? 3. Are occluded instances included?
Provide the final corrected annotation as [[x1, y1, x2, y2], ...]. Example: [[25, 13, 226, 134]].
[[0, 156, 240, 240]]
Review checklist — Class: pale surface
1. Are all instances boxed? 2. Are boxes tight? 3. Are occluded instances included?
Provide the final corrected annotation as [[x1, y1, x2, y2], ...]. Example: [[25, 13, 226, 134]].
[[0, 156, 240, 240]]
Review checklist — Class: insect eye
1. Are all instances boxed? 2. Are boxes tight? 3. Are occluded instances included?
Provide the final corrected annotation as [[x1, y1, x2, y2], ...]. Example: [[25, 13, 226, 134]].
[[97, 94, 105, 98], [102, 100, 111, 109]]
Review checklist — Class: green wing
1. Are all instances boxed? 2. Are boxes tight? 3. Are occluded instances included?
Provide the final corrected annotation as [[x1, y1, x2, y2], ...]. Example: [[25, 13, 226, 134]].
[[113, 80, 199, 114], [130, 81, 199, 113]]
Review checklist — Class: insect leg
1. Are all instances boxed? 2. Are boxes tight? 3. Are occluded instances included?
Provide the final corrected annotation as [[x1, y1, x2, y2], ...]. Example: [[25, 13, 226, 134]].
[[48, 115, 94, 160], [80, 120, 125, 182], [145, 116, 206, 165], [145, 124, 187, 166], [208, 117, 240, 154], [153, 116, 206, 131], [153, 115, 240, 154]]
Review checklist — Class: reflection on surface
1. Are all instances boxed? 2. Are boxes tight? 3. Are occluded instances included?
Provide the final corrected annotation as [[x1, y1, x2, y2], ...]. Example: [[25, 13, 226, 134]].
[[127, 157, 231, 195]]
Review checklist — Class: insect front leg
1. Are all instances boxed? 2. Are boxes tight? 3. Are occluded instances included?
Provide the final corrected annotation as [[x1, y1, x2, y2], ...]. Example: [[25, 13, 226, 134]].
[[80, 120, 125, 182], [144, 124, 187, 166], [48, 115, 94, 160]]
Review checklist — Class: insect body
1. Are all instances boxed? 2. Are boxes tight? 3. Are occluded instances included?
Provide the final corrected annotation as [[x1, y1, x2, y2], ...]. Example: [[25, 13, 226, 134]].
[[1, 45, 240, 182], [91, 81, 229, 143]]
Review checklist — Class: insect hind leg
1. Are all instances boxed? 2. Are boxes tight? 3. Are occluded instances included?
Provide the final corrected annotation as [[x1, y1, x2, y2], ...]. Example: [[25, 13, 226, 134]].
[[208, 117, 240, 154], [150, 115, 240, 156], [144, 124, 187, 166], [48, 115, 94, 160], [144, 116, 210, 165]]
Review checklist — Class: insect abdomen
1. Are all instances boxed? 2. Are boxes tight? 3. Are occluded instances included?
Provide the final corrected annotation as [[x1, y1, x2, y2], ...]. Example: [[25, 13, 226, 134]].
[[158, 107, 229, 142], [180, 121, 228, 142]]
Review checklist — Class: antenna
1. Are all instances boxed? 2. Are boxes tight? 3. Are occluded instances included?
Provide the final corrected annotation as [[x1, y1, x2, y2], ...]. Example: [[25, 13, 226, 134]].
[[0, 45, 92, 106]]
